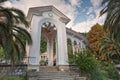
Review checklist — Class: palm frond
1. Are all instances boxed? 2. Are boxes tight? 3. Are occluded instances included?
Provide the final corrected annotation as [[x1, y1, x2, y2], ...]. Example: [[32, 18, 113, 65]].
[[12, 25, 32, 45], [0, 6, 32, 64], [12, 33, 26, 54], [0, 7, 14, 28], [14, 42, 21, 63], [0, 0, 7, 3], [100, 0, 120, 42], [10, 8, 29, 27]]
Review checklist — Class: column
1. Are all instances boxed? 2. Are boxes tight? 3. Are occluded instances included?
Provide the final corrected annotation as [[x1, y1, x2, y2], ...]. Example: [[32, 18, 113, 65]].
[[55, 38, 58, 65], [28, 15, 41, 71], [49, 39, 54, 66], [57, 22, 69, 71], [47, 39, 50, 65]]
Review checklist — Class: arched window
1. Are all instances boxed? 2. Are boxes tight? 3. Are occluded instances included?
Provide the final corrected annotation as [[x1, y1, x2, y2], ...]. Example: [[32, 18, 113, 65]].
[[67, 38, 73, 54], [74, 40, 77, 45]]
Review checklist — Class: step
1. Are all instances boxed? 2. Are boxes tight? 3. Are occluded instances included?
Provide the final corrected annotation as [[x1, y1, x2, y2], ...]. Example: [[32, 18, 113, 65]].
[[28, 66, 82, 80], [38, 78, 74, 80], [39, 66, 58, 72]]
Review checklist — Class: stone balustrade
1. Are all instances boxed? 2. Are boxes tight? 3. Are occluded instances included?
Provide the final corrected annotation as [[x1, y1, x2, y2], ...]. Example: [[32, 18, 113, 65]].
[[0, 64, 27, 77]]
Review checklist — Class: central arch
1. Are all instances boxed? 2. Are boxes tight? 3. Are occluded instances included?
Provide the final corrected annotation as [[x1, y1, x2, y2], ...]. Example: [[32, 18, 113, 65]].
[[38, 17, 68, 65], [28, 14, 69, 71], [40, 21, 57, 66]]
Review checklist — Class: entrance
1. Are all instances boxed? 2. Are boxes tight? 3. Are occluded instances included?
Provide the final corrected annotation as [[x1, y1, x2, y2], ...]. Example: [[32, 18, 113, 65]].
[[40, 21, 57, 66]]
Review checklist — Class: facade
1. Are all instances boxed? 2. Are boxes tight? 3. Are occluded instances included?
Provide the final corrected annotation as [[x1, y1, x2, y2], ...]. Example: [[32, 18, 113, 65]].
[[26, 6, 88, 71]]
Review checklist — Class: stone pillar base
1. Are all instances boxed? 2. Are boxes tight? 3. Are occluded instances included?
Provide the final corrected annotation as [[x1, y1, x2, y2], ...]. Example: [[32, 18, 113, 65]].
[[58, 65, 69, 71], [75, 77, 86, 80], [28, 65, 39, 72]]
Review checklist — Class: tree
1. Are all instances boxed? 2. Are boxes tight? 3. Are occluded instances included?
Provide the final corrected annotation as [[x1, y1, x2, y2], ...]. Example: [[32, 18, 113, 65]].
[[99, 33, 120, 63], [0, 45, 5, 58], [86, 23, 105, 56], [40, 36, 47, 53], [100, 0, 120, 42], [0, 6, 32, 64]]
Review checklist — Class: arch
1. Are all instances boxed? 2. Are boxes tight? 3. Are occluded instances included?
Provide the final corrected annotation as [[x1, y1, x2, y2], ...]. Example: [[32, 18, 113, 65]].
[[38, 18, 58, 65], [74, 40, 77, 45], [38, 17, 68, 65], [38, 18, 59, 32], [28, 16, 68, 71]]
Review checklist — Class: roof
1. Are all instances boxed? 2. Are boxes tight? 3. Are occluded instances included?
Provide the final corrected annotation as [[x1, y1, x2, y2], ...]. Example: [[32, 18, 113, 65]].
[[27, 5, 70, 24], [66, 27, 89, 46]]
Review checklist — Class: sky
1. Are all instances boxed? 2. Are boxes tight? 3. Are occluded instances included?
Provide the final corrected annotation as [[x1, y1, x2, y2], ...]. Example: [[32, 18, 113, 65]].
[[2, 0, 107, 33]]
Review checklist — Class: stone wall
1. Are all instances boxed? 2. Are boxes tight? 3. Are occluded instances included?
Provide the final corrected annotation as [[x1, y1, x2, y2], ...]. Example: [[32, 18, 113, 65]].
[[0, 64, 27, 77]]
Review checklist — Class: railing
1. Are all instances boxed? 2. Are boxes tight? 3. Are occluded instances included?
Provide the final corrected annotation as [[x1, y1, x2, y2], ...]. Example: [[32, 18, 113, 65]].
[[0, 64, 27, 77]]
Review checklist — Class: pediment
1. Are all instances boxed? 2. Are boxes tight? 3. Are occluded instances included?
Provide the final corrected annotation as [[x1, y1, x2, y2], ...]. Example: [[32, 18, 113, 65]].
[[27, 6, 70, 24]]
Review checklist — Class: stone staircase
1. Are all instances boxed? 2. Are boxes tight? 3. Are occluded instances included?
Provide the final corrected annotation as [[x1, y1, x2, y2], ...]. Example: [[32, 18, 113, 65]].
[[28, 66, 86, 80], [39, 66, 59, 72]]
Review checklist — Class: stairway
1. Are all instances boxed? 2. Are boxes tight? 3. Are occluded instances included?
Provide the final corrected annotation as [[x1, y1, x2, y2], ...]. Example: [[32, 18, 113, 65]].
[[39, 66, 59, 72], [28, 66, 85, 80]]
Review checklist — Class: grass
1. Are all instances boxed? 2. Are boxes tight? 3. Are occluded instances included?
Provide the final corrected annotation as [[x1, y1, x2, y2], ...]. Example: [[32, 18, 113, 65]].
[[0, 76, 26, 80]]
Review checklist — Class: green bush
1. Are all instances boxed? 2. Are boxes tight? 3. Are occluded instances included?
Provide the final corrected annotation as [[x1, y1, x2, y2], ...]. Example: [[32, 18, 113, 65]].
[[101, 62, 120, 80], [40, 60, 46, 66], [69, 50, 120, 80], [69, 50, 115, 80]]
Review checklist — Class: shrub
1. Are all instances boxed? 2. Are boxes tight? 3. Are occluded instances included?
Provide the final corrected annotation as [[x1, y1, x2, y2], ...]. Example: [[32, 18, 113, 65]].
[[69, 50, 110, 80], [101, 62, 120, 80], [40, 60, 46, 66]]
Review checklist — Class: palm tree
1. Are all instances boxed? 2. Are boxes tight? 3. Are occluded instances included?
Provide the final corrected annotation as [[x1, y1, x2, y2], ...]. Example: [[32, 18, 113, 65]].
[[0, 0, 7, 3], [0, 6, 32, 64], [100, 0, 120, 42], [99, 33, 120, 62]]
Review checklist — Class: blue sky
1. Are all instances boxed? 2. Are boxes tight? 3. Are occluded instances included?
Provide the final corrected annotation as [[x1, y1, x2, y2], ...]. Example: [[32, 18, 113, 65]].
[[74, 0, 93, 24], [2, 0, 106, 32]]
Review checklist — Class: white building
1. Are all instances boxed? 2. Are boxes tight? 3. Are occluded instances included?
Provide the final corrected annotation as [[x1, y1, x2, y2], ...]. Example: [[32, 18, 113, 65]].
[[26, 6, 89, 71]]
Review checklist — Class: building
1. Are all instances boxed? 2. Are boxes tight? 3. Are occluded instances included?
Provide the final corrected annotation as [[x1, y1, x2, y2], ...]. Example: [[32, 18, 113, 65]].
[[26, 6, 89, 71]]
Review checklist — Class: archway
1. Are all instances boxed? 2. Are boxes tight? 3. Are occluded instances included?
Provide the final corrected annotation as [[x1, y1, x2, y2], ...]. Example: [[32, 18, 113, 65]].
[[27, 6, 70, 71], [40, 21, 57, 66]]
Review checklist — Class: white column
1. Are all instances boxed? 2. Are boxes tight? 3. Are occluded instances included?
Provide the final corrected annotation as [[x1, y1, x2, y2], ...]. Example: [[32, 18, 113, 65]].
[[55, 38, 58, 65], [28, 16, 41, 71], [47, 39, 50, 64], [49, 39, 54, 66], [57, 22, 68, 66]]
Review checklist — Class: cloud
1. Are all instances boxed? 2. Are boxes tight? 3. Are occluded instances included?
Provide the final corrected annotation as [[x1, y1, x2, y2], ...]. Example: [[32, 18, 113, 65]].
[[69, 0, 81, 6], [86, 7, 94, 15], [24, 0, 78, 30], [71, 7, 107, 33], [2, 0, 106, 33], [1, 0, 27, 14], [25, 0, 76, 18], [2, 0, 78, 29], [69, 0, 106, 33], [0, 1, 12, 7], [90, 0, 102, 7]]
